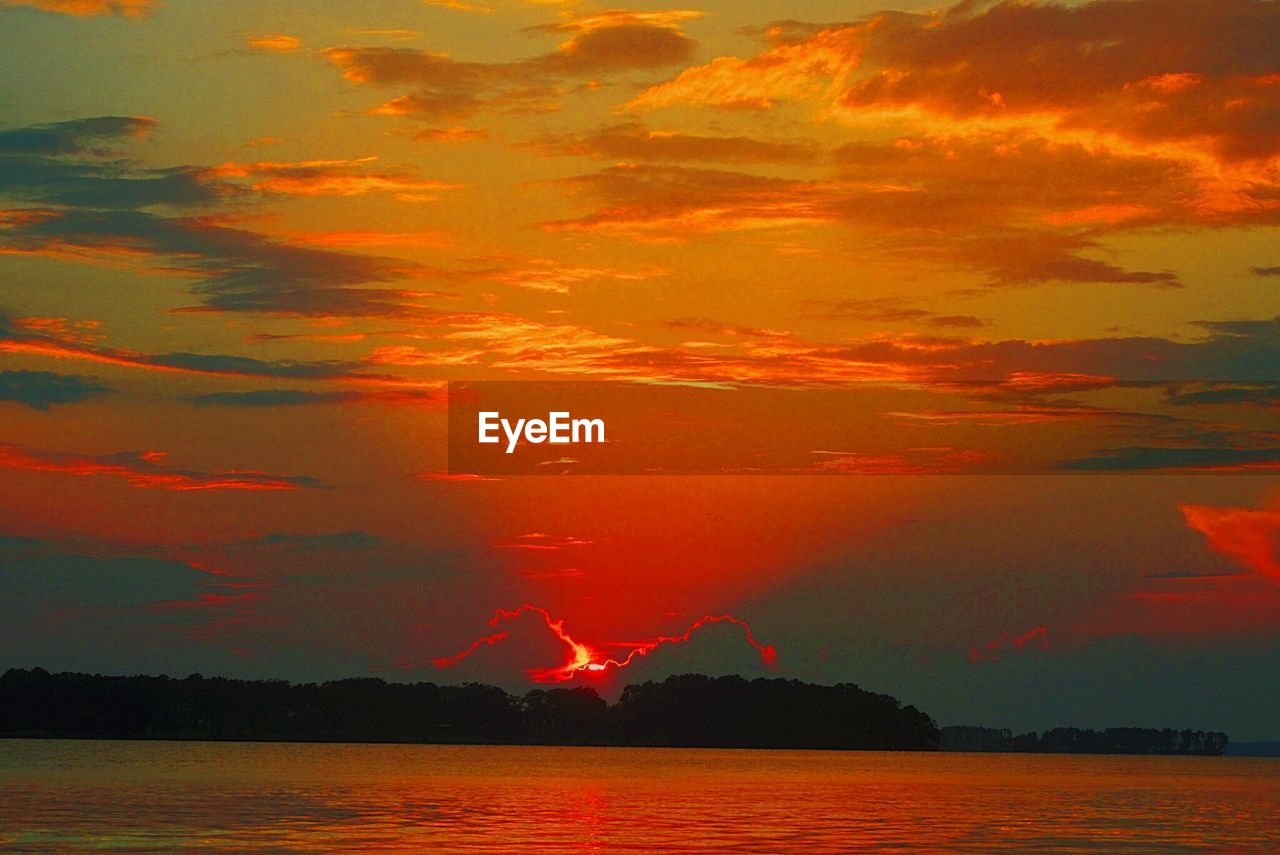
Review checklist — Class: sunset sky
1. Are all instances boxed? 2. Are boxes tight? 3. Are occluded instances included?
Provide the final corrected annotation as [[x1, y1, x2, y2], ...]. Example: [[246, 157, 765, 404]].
[[2, 0, 1279, 738]]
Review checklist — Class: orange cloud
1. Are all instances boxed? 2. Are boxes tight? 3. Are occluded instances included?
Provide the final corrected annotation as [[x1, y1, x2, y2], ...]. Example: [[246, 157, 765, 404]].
[[529, 10, 701, 36], [408, 126, 488, 143], [832, 0, 1280, 163], [634, 0, 1280, 165], [300, 307, 1280, 392], [201, 158, 459, 200], [543, 163, 838, 238], [415, 471, 501, 482], [630, 23, 861, 111], [2, 0, 152, 16], [422, 0, 490, 12], [246, 33, 303, 53], [430, 257, 669, 294], [14, 316, 103, 345], [364, 345, 480, 367], [544, 127, 1280, 283], [808, 296, 986, 328]]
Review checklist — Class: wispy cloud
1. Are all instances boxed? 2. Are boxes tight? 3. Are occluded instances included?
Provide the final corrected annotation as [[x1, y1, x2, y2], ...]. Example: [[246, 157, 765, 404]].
[[188, 388, 445, 407], [528, 120, 820, 164], [0, 442, 324, 490], [246, 33, 303, 53], [1, 0, 152, 17]]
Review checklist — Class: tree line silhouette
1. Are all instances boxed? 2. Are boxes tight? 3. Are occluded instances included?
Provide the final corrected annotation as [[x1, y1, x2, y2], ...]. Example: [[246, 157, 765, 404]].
[[0, 669, 1227, 754], [941, 725, 1227, 755], [1, 668, 937, 749]]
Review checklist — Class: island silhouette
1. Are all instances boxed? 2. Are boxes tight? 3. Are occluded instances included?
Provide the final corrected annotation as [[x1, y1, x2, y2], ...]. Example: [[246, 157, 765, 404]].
[[0, 668, 1226, 755]]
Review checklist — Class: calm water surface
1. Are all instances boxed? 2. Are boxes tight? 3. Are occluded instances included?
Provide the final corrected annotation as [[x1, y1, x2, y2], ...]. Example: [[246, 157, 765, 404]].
[[1, 740, 1277, 852]]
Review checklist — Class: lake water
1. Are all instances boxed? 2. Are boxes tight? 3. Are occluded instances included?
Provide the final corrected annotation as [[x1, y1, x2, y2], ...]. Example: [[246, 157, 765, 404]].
[[1, 740, 1278, 852]]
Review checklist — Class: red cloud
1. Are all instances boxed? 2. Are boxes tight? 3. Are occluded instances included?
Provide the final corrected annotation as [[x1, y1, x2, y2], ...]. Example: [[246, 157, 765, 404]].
[[1180, 504, 1280, 582], [970, 625, 1048, 663]]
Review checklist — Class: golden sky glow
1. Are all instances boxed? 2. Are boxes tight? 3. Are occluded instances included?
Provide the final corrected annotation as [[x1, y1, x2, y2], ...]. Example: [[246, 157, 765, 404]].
[[2, 0, 1279, 737]]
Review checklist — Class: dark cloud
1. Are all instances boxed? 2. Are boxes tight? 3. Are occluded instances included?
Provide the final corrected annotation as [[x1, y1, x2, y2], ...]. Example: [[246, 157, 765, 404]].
[[0, 316, 380, 380], [325, 13, 699, 122], [244, 531, 383, 550], [189, 388, 445, 406], [1146, 569, 1245, 579], [1166, 383, 1280, 408], [150, 353, 363, 379], [0, 307, 404, 384], [0, 369, 110, 409], [1250, 265, 1280, 277], [809, 297, 988, 328], [534, 23, 695, 74], [931, 315, 987, 329], [0, 534, 250, 677], [0, 442, 326, 490], [0, 120, 231, 208], [0, 117, 452, 317], [1062, 446, 1280, 472], [0, 528, 489, 680], [0, 206, 435, 318], [0, 116, 154, 156], [844, 315, 1280, 382], [2, 549, 214, 608]]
